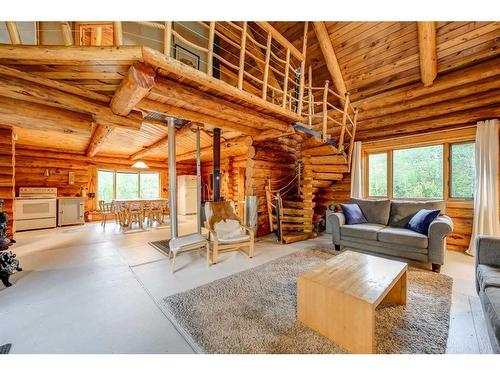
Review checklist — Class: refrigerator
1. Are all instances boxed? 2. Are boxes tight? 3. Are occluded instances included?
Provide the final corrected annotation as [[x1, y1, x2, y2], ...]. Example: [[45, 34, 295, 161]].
[[177, 175, 197, 215]]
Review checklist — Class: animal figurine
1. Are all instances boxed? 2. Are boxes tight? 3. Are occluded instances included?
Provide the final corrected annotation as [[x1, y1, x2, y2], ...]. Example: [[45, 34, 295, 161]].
[[0, 200, 21, 288], [0, 251, 21, 287]]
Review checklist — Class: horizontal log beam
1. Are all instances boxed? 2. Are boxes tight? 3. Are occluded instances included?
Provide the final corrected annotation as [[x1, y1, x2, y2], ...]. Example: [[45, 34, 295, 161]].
[[111, 62, 155, 116], [86, 124, 114, 157], [417, 22, 437, 86], [0, 96, 92, 136], [0, 45, 143, 63], [142, 47, 302, 123], [151, 78, 290, 132], [176, 136, 253, 162], [138, 98, 262, 136], [0, 73, 141, 130]]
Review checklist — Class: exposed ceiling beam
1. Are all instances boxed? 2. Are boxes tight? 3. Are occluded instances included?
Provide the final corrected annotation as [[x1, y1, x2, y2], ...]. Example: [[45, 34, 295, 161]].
[[139, 99, 262, 136], [111, 62, 155, 116], [176, 135, 253, 162], [5, 22, 21, 45], [417, 22, 438, 87], [0, 96, 92, 136], [130, 122, 193, 160], [86, 123, 114, 157], [60, 22, 73, 46], [0, 45, 143, 62], [256, 22, 303, 61], [312, 21, 347, 98], [0, 72, 142, 130], [0, 65, 110, 104]]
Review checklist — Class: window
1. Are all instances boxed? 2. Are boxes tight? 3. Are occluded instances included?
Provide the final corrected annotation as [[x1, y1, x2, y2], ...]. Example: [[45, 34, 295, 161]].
[[450, 142, 475, 199], [116, 172, 139, 199], [140, 172, 160, 199], [393, 145, 444, 199], [365, 140, 475, 201], [98, 170, 114, 203], [368, 153, 387, 197], [97, 170, 160, 202]]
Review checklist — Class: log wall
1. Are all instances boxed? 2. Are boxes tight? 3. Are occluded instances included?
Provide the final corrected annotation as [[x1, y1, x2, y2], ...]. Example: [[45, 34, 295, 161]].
[[0, 127, 15, 238]]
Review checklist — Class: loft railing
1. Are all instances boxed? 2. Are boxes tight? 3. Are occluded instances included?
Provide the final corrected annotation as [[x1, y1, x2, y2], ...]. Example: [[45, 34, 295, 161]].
[[129, 21, 309, 113], [301, 66, 359, 166]]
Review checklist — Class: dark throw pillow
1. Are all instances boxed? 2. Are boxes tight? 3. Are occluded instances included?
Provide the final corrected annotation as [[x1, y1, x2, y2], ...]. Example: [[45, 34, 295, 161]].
[[406, 209, 441, 235], [340, 203, 368, 225]]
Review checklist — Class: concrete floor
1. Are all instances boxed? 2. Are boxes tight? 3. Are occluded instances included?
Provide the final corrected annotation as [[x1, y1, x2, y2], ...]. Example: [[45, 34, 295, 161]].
[[0, 216, 493, 354]]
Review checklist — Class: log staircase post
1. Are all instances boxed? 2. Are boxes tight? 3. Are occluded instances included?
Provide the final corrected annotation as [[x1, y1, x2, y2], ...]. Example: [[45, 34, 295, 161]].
[[347, 108, 359, 168], [282, 48, 290, 109], [207, 22, 215, 76], [238, 22, 248, 90], [262, 32, 272, 100], [322, 80, 329, 140], [339, 92, 350, 152], [308, 65, 313, 128], [164, 22, 173, 56], [297, 22, 309, 116]]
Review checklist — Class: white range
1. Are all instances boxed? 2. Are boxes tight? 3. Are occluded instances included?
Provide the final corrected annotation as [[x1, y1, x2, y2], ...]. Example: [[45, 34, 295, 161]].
[[15, 187, 58, 231]]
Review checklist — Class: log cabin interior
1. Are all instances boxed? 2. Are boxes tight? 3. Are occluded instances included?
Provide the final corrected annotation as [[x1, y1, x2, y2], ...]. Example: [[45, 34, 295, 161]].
[[0, 17, 499, 357]]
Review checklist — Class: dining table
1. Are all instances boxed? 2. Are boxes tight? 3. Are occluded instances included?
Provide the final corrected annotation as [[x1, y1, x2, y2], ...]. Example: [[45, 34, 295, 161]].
[[112, 198, 169, 229]]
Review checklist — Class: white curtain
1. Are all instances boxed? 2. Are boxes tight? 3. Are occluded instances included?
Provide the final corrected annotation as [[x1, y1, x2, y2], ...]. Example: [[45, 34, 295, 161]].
[[468, 119, 500, 256], [350, 141, 363, 199]]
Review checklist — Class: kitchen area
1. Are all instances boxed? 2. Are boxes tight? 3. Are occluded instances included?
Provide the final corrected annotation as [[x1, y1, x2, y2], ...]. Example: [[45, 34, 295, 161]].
[[14, 187, 85, 232]]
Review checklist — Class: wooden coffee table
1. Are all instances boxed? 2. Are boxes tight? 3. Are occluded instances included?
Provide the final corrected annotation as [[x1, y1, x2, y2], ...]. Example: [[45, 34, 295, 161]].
[[297, 250, 408, 353]]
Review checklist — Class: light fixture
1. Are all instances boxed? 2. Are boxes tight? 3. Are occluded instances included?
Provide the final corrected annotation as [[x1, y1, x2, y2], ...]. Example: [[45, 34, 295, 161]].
[[132, 161, 149, 169]]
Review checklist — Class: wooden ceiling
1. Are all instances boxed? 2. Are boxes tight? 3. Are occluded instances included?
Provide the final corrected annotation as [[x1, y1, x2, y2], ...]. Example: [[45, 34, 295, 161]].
[[0, 21, 498, 160], [271, 21, 499, 100]]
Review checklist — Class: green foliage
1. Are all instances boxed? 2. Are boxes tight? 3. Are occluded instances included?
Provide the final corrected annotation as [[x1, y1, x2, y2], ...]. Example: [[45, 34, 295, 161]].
[[98, 170, 160, 202], [98, 170, 114, 203], [140, 173, 160, 199], [368, 153, 387, 196], [451, 143, 475, 198], [393, 145, 444, 199]]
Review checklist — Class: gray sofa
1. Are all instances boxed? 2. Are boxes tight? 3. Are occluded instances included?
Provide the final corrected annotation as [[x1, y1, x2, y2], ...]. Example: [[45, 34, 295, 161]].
[[475, 235, 500, 353], [328, 198, 453, 272]]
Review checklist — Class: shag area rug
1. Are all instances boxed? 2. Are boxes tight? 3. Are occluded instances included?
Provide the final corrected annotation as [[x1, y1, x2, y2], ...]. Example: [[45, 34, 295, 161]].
[[163, 248, 453, 354]]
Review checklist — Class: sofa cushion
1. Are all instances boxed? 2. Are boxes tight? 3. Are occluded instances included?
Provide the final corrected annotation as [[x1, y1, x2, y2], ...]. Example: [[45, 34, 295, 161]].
[[340, 203, 367, 225], [406, 209, 441, 235], [340, 223, 386, 241], [349, 198, 391, 225], [477, 264, 500, 290], [480, 287, 500, 352], [378, 227, 429, 249], [389, 200, 446, 228]]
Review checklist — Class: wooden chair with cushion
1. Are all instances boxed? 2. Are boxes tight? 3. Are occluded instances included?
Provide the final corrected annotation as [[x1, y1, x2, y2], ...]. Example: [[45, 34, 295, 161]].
[[204, 201, 254, 264]]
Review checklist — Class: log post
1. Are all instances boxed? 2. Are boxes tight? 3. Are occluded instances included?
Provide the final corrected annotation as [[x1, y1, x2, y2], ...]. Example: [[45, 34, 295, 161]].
[[164, 22, 173, 56], [347, 108, 358, 167], [297, 21, 309, 116], [308, 65, 313, 128], [261, 32, 272, 100], [417, 21, 437, 87], [238, 22, 248, 90], [5, 22, 21, 45], [110, 62, 155, 116], [113, 21, 123, 46], [322, 80, 329, 141], [282, 48, 290, 109], [61, 22, 73, 46], [213, 128, 221, 201], [339, 92, 350, 151], [207, 22, 215, 76]]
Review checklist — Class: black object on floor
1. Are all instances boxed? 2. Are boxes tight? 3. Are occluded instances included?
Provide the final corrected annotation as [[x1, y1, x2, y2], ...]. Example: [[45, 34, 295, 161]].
[[0, 343, 12, 354], [149, 239, 170, 256]]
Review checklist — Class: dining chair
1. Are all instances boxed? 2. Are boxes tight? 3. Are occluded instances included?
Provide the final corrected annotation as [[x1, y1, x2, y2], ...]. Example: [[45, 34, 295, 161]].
[[98, 200, 114, 228]]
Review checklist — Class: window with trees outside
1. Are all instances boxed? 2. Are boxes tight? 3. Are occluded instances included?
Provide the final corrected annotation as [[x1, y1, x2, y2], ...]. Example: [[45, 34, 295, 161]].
[[365, 141, 475, 200], [97, 170, 160, 202]]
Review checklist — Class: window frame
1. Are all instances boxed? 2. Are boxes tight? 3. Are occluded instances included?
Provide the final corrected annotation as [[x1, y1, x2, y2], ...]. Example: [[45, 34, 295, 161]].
[[366, 151, 390, 199], [97, 169, 161, 202], [363, 134, 475, 203]]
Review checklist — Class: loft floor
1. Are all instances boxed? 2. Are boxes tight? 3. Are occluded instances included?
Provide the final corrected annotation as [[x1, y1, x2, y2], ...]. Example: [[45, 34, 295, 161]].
[[0, 218, 493, 354]]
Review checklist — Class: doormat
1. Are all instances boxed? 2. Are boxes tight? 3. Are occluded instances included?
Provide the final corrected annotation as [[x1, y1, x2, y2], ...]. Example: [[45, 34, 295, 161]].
[[0, 344, 12, 354], [149, 239, 170, 256]]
